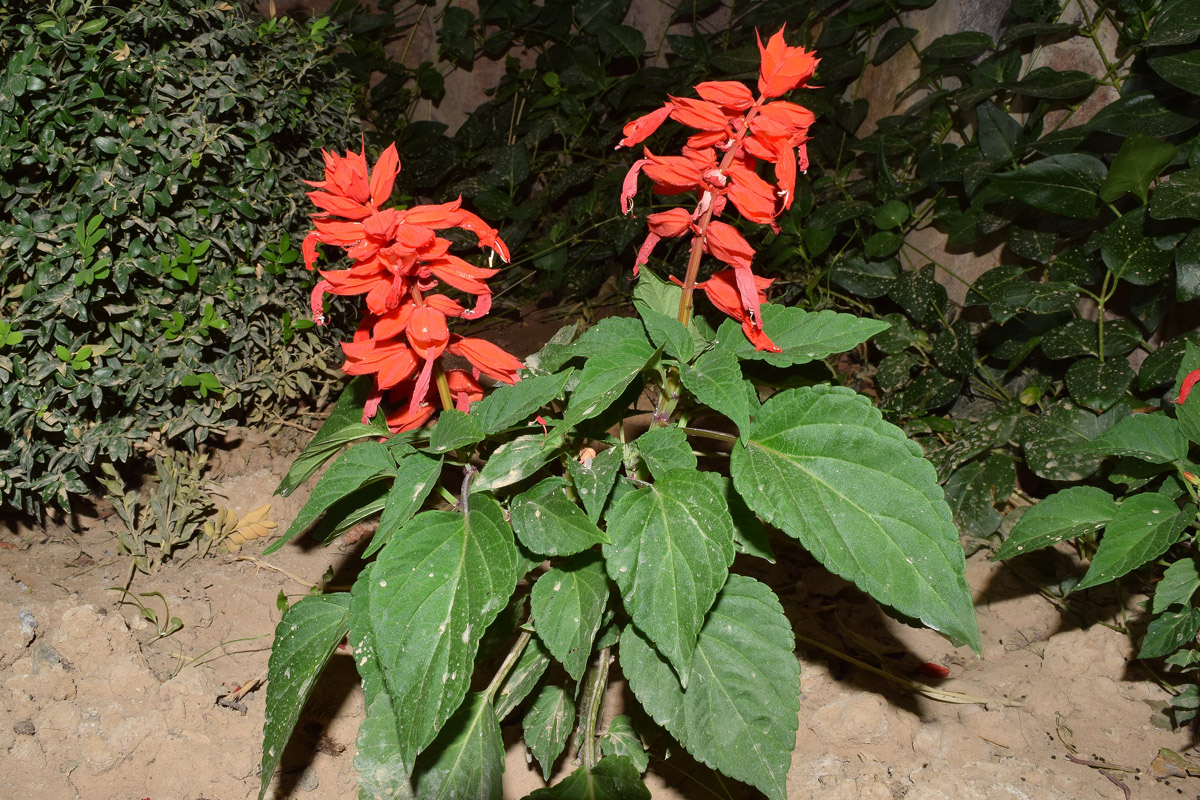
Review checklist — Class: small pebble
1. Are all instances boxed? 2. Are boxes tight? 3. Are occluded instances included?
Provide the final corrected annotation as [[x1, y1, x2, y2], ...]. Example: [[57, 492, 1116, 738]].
[[13, 719, 35, 736], [297, 766, 319, 792]]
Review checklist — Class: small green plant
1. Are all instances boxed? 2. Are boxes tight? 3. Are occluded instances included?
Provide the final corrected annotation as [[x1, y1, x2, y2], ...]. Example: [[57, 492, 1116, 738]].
[[106, 587, 184, 642], [258, 30, 980, 799]]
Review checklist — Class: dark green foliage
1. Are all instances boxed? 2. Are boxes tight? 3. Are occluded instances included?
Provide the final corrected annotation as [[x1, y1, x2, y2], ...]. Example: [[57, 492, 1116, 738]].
[[0, 0, 362, 514]]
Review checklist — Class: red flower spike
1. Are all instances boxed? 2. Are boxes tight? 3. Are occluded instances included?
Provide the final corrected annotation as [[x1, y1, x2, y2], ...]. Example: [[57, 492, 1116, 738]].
[[617, 103, 675, 149], [1177, 367, 1200, 405], [694, 80, 755, 110], [757, 26, 820, 99]]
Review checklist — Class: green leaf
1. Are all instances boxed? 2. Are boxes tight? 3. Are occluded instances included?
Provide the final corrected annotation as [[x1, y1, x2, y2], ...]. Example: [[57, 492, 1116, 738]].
[[634, 426, 697, 480], [1154, 556, 1200, 613], [603, 469, 736, 685], [921, 31, 993, 60], [718, 304, 890, 368], [965, 265, 1078, 322], [1041, 319, 1100, 359], [632, 269, 682, 319], [276, 378, 384, 496], [732, 385, 980, 650], [1023, 401, 1127, 481], [366, 452, 443, 558], [368, 496, 519, 766], [494, 636, 552, 723], [563, 336, 655, 428], [621, 576, 799, 800], [356, 690, 414, 800], [1101, 208, 1173, 285], [636, 303, 694, 363], [1065, 356, 1135, 412], [829, 256, 899, 298], [1150, 50, 1200, 96], [990, 154, 1105, 219], [1142, 333, 1200, 390], [702, 473, 775, 562], [268, 442, 396, 554], [523, 756, 651, 800], [260, 594, 352, 800], [1140, 608, 1200, 659], [522, 685, 576, 781], [1076, 495, 1194, 590], [574, 317, 650, 359], [412, 693, 504, 800], [429, 409, 484, 453], [565, 446, 623, 523], [530, 554, 609, 681], [1003, 67, 1095, 99], [473, 432, 564, 494], [994, 486, 1118, 560], [1101, 135, 1178, 203], [1084, 413, 1188, 463], [1147, 0, 1200, 47], [596, 23, 646, 58], [1151, 169, 1200, 221], [873, 26, 917, 64], [680, 346, 755, 436], [600, 716, 648, 773], [1177, 232, 1200, 301], [1088, 91, 1199, 138], [471, 370, 574, 435], [943, 455, 1015, 538], [511, 478, 609, 557], [977, 102, 1023, 160]]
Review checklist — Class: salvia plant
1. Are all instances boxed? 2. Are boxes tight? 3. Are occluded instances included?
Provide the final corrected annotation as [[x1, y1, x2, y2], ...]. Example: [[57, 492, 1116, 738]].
[[259, 29, 981, 799]]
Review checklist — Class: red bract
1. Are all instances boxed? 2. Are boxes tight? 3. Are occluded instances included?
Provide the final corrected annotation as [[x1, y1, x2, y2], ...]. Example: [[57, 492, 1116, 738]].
[[617, 27, 818, 351], [302, 142, 523, 431]]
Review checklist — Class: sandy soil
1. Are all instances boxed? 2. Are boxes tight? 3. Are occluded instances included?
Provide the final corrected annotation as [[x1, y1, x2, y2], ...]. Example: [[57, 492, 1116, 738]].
[[2, 309, 1198, 799]]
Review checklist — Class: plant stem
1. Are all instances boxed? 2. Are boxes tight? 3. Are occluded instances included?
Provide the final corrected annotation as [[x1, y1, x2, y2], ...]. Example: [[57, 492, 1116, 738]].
[[484, 629, 531, 703], [680, 425, 738, 443], [579, 646, 611, 770], [434, 361, 454, 411]]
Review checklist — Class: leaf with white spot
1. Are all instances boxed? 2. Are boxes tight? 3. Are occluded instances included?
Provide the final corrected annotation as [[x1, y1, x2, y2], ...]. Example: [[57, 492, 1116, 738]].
[[1076, 494, 1194, 589], [368, 495, 519, 766], [511, 478, 609, 557], [995, 486, 1119, 560], [523, 756, 651, 799], [523, 685, 576, 781], [412, 693, 504, 800], [530, 553, 609, 681]]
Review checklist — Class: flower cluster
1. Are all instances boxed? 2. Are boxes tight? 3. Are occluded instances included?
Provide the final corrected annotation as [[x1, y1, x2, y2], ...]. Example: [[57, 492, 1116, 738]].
[[618, 27, 819, 352], [302, 142, 523, 431]]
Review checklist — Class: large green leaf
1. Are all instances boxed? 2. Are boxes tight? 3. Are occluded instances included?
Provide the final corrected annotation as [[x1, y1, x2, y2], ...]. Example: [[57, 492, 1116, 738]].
[[565, 445, 624, 523], [621, 576, 799, 800], [990, 153, 1105, 219], [356, 691, 414, 800], [1141, 608, 1200, 658], [368, 496, 519, 766], [276, 377, 385, 496], [267, 441, 396, 554], [494, 636, 552, 723], [562, 335, 655, 428], [412, 693, 504, 800], [603, 468, 736, 685], [1087, 91, 1198, 138], [718, 304, 889, 368], [1065, 356, 1135, 412], [732, 385, 979, 650], [1101, 208, 1173, 285], [522, 685, 576, 781], [636, 304, 695, 363], [365, 452, 443, 558], [1101, 135, 1177, 203], [679, 346, 756, 436], [1002, 67, 1095, 99], [428, 409, 485, 453], [600, 716, 648, 773], [523, 756, 651, 800], [510, 477, 609, 557], [1075, 494, 1194, 590], [1022, 401, 1127, 481], [1083, 413, 1188, 464], [994, 486, 1118, 560], [470, 370, 574, 435], [1147, 0, 1200, 46], [530, 554, 609, 681], [260, 593, 352, 799]]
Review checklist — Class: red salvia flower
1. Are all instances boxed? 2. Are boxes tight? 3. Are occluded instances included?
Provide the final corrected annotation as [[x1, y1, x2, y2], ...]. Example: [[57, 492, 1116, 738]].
[[617, 27, 818, 351], [302, 142, 524, 432]]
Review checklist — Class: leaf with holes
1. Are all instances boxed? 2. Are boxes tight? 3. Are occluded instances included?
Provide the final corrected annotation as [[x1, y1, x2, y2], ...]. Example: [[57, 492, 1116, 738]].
[[603, 468, 736, 686], [621, 575, 799, 800], [732, 385, 979, 650]]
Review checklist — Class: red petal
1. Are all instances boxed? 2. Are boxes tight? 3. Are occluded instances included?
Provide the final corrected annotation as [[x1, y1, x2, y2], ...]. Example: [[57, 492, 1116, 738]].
[[618, 103, 675, 148], [369, 143, 400, 207], [646, 208, 694, 238], [621, 158, 651, 214], [406, 305, 449, 354], [1177, 368, 1200, 404], [302, 231, 321, 271], [726, 168, 778, 224], [776, 144, 796, 210], [449, 336, 524, 384], [704, 220, 755, 271], [668, 97, 731, 132], [694, 80, 755, 110], [741, 318, 781, 353], [308, 191, 373, 220], [757, 27, 820, 98]]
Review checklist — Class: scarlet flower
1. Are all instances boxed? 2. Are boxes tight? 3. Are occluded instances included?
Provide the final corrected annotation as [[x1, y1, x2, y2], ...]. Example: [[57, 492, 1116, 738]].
[[690, 270, 780, 353], [1177, 367, 1200, 405], [756, 26, 820, 99]]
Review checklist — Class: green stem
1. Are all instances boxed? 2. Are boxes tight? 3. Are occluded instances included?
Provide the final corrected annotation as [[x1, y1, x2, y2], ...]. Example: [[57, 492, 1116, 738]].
[[680, 425, 738, 444], [484, 629, 532, 704], [579, 647, 611, 770]]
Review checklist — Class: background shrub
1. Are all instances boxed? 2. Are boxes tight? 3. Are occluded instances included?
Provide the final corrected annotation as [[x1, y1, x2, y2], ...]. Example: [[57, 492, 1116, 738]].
[[0, 0, 363, 515]]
